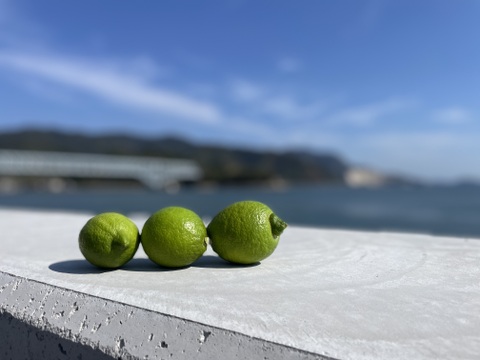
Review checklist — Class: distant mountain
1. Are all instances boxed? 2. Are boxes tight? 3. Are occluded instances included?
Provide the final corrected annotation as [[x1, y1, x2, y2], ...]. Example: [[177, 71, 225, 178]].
[[0, 129, 348, 184]]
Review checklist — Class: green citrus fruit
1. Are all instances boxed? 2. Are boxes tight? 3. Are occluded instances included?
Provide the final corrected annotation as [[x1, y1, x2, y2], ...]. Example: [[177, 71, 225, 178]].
[[207, 201, 287, 265], [79, 212, 140, 269], [141, 207, 207, 268]]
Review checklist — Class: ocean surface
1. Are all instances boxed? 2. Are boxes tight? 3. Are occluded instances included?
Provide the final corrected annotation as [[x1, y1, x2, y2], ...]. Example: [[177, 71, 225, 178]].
[[1, 185, 479, 239]]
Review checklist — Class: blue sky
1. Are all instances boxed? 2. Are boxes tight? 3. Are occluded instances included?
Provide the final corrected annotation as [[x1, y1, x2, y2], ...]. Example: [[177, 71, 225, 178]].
[[0, 0, 479, 181]]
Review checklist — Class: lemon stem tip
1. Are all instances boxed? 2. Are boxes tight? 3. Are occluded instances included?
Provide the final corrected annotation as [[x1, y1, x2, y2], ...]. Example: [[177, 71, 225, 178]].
[[270, 213, 287, 238]]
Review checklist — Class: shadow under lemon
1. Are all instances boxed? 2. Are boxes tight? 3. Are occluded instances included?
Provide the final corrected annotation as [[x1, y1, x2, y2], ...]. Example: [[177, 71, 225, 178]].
[[48, 255, 259, 274]]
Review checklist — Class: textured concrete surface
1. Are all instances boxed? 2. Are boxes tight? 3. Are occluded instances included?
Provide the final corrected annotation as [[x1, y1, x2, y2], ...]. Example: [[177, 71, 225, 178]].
[[0, 272, 321, 360], [1, 208, 480, 359]]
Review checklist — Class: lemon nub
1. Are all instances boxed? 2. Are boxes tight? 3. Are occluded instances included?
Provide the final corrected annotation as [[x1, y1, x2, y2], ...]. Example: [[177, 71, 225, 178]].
[[269, 213, 288, 239]]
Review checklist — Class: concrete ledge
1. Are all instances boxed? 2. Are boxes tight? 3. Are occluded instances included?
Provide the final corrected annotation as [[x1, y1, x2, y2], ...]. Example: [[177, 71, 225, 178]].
[[0, 272, 321, 359], [0, 304, 115, 360], [1, 208, 480, 359]]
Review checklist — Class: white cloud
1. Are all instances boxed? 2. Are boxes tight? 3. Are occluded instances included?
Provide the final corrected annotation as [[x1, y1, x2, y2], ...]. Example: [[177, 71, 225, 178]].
[[230, 78, 326, 121], [0, 50, 222, 124], [432, 107, 472, 125], [325, 98, 415, 126]]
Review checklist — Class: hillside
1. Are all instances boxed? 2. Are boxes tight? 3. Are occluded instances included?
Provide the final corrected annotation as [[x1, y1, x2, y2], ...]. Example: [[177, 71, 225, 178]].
[[0, 129, 348, 185]]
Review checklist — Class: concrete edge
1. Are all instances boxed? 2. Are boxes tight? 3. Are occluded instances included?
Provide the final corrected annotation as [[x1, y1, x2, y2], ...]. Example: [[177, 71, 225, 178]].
[[1, 312, 117, 360], [0, 271, 334, 360]]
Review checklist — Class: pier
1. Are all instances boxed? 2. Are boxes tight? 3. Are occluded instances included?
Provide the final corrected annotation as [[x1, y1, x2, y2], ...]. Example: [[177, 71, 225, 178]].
[[0, 150, 202, 190]]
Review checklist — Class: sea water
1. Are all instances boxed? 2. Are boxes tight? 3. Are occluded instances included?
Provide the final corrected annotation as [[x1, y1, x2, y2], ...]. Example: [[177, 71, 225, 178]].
[[0, 184, 479, 238]]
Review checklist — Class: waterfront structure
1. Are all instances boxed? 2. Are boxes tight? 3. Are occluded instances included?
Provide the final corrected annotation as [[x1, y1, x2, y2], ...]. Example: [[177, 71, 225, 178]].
[[0, 149, 201, 190]]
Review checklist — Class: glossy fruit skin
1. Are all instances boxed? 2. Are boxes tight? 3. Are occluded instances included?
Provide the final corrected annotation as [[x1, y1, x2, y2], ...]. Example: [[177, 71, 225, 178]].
[[207, 201, 287, 265], [141, 207, 207, 268], [79, 212, 140, 269]]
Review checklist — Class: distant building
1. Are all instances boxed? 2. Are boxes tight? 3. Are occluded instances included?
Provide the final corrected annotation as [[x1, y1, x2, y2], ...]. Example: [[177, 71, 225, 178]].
[[344, 167, 387, 188]]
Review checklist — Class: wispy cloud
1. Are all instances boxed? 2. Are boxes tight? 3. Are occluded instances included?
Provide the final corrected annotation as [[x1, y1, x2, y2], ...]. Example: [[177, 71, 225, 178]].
[[325, 98, 415, 127], [432, 107, 472, 125], [0, 50, 222, 124], [229, 78, 326, 121]]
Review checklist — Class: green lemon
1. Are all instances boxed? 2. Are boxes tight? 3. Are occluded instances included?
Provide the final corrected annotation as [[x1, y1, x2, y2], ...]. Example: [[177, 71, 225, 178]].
[[141, 207, 207, 268], [79, 212, 140, 269], [207, 201, 287, 265]]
